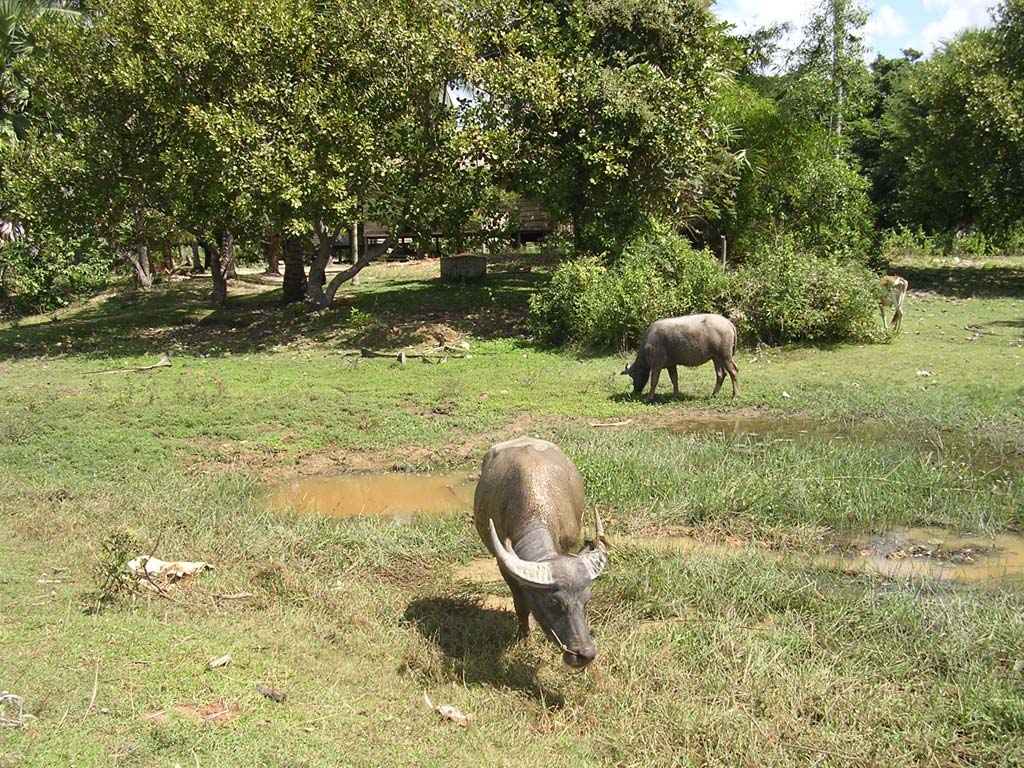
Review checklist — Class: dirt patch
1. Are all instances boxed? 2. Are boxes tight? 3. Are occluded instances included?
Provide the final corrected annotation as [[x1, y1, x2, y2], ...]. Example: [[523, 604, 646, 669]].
[[144, 701, 239, 725], [452, 558, 501, 584]]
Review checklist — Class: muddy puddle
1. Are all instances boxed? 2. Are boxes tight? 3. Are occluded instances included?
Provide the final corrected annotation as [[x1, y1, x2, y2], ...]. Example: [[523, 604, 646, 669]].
[[663, 413, 1024, 474], [623, 526, 1024, 582], [268, 471, 476, 522]]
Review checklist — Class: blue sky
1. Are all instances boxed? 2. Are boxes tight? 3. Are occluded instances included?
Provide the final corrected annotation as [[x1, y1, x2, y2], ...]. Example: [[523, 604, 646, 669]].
[[713, 0, 997, 60]]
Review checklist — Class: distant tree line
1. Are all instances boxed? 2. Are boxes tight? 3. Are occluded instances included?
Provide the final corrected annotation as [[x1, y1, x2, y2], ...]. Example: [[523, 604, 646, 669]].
[[0, 0, 1020, 314]]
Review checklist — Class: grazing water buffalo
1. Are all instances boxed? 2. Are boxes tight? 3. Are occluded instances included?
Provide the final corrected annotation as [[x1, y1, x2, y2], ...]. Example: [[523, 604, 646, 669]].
[[623, 313, 739, 402], [473, 437, 608, 668]]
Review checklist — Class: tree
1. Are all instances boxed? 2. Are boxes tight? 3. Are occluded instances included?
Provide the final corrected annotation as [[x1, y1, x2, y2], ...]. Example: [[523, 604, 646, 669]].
[[0, 0, 80, 147], [714, 81, 873, 260], [476, 0, 727, 257], [872, 12, 1024, 239], [788, 0, 871, 149]]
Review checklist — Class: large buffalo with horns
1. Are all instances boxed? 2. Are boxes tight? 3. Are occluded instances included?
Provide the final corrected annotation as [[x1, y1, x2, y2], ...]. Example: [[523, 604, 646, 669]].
[[473, 437, 608, 668]]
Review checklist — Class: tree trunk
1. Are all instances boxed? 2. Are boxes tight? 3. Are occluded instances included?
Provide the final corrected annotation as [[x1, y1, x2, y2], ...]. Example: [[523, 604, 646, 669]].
[[190, 242, 203, 272], [307, 218, 333, 307], [323, 238, 391, 304], [281, 236, 308, 304], [265, 232, 281, 275], [832, 0, 844, 153], [205, 234, 229, 307], [128, 210, 153, 288], [351, 221, 360, 287], [223, 230, 237, 279], [161, 243, 175, 273]]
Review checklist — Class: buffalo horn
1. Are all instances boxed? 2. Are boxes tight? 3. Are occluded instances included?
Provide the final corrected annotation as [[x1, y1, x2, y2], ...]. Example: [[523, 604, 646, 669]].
[[580, 508, 608, 580], [488, 519, 556, 587]]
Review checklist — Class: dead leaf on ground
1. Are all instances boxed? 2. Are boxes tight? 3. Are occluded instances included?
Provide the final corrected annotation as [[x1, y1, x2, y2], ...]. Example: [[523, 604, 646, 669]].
[[207, 653, 232, 670], [0, 693, 34, 728], [256, 684, 287, 703], [423, 691, 470, 727], [171, 701, 238, 725]]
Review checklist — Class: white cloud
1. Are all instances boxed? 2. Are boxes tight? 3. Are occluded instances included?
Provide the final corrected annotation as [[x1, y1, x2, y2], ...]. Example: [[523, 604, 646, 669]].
[[863, 4, 909, 58], [915, 1, 993, 52]]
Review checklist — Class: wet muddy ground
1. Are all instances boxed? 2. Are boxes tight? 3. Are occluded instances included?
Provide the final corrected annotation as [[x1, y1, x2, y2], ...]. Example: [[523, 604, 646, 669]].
[[268, 412, 1022, 584]]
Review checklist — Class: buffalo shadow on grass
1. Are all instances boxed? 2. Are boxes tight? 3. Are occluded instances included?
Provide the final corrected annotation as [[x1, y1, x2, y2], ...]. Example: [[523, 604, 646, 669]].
[[402, 596, 566, 707]]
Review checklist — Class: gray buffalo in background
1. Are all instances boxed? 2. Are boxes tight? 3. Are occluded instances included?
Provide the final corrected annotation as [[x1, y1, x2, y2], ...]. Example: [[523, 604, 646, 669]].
[[623, 313, 739, 402], [473, 437, 608, 669]]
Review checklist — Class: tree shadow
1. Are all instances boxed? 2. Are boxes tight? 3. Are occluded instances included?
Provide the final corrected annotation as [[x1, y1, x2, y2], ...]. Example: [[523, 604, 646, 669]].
[[402, 596, 565, 708], [896, 262, 1024, 299], [0, 258, 553, 362]]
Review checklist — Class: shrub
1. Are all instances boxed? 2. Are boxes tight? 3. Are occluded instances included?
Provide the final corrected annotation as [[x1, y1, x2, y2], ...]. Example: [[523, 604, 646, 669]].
[[731, 239, 879, 345], [0, 234, 114, 315], [879, 226, 940, 261], [529, 226, 729, 350]]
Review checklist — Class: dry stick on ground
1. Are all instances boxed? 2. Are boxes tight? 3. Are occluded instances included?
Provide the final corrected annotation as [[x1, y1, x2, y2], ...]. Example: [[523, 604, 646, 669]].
[[85, 354, 172, 375], [85, 660, 99, 716], [359, 348, 465, 364]]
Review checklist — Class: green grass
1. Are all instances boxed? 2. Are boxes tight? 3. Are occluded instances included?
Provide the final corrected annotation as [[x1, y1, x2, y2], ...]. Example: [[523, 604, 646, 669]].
[[1, 254, 1022, 766]]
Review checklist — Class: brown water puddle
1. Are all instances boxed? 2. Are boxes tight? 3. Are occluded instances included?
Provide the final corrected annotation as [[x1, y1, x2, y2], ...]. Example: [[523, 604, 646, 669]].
[[267, 463, 1021, 583], [267, 471, 476, 522], [663, 413, 1024, 474], [625, 527, 1024, 582]]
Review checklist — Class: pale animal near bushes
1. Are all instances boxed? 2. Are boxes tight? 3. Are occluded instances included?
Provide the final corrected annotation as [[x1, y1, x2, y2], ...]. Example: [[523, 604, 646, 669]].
[[473, 437, 608, 669], [880, 275, 909, 333], [622, 313, 739, 402]]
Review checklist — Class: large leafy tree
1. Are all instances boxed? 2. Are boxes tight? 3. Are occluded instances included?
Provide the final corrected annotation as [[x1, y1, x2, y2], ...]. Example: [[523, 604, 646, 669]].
[[0, 0, 80, 147], [9, 0, 498, 306], [476, 0, 726, 257], [872, 9, 1023, 238], [787, 0, 871, 149]]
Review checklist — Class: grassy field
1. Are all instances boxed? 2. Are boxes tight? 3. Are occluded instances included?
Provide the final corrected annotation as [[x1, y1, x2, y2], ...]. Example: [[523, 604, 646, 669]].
[[1, 253, 1022, 767]]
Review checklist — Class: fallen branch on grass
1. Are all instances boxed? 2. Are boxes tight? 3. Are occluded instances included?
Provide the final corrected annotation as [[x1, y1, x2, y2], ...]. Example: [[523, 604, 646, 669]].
[[86, 354, 172, 375], [359, 348, 465, 365], [588, 419, 633, 428], [0, 693, 34, 728]]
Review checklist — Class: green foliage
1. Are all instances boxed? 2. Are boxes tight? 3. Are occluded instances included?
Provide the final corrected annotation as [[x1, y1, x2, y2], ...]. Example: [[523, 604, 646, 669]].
[[731, 237, 879, 344], [786, 0, 872, 138], [529, 226, 728, 349], [878, 226, 940, 261], [715, 83, 874, 261], [478, 0, 727, 257], [867, 13, 1024, 240], [89, 529, 140, 607], [0, 235, 112, 314]]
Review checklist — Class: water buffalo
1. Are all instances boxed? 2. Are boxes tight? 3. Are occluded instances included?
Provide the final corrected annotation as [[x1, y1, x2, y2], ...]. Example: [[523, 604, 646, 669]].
[[623, 313, 739, 402], [473, 437, 607, 668]]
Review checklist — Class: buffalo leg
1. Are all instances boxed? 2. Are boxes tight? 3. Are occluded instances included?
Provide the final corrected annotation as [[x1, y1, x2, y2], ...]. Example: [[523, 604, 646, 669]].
[[646, 367, 662, 403], [880, 304, 888, 331], [498, 566, 531, 638], [893, 308, 903, 333], [667, 366, 680, 397], [712, 361, 726, 396], [725, 359, 740, 397]]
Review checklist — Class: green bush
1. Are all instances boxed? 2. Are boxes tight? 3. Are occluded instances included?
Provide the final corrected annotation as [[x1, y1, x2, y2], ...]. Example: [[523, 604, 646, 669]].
[[731, 239, 880, 345], [0, 234, 114, 315], [529, 226, 729, 350], [879, 226, 940, 261]]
